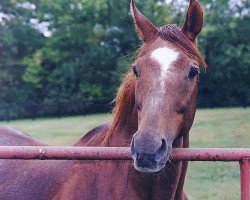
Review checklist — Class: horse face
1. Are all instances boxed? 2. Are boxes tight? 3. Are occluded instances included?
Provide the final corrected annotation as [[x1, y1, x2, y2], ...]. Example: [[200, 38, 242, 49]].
[[130, 0, 204, 173], [131, 39, 200, 172]]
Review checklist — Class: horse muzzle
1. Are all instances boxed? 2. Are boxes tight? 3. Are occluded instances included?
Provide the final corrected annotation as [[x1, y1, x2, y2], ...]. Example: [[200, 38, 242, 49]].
[[130, 132, 172, 173]]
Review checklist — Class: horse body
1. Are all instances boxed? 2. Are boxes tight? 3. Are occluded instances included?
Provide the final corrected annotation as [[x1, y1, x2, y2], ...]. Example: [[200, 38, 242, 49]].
[[0, 0, 205, 199], [0, 126, 73, 200], [0, 124, 186, 200]]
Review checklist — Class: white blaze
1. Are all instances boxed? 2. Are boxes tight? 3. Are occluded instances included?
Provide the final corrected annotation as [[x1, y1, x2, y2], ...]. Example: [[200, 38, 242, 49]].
[[151, 47, 179, 77], [148, 47, 179, 108], [151, 47, 179, 90]]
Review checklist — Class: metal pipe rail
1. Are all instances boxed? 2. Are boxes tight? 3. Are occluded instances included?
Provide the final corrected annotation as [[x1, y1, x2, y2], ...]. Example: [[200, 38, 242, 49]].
[[0, 146, 250, 161], [0, 146, 249, 200]]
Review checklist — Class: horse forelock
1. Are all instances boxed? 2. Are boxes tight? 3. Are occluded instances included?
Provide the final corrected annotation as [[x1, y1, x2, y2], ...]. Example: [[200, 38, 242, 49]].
[[158, 24, 207, 67]]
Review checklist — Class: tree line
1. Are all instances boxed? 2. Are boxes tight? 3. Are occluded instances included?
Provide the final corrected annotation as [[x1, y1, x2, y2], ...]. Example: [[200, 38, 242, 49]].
[[0, 0, 249, 120]]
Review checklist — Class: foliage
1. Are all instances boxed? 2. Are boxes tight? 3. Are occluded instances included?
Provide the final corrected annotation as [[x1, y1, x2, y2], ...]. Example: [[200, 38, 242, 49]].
[[0, 0, 249, 119]]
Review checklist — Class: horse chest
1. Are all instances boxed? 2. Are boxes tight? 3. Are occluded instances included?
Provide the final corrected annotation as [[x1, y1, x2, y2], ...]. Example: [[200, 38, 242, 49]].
[[52, 160, 181, 200]]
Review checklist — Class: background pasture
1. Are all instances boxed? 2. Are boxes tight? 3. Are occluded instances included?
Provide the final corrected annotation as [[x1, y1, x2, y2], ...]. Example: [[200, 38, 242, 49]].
[[1, 107, 249, 199]]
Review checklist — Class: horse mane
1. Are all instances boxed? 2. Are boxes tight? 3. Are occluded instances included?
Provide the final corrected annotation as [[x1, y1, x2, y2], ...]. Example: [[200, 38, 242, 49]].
[[102, 71, 136, 145], [104, 24, 206, 143]]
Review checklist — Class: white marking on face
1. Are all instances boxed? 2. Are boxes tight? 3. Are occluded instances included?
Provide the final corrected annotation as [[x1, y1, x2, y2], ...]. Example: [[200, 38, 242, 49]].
[[151, 47, 179, 75], [146, 47, 179, 109], [151, 47, 179, 90], [148, 97, 163, 109]]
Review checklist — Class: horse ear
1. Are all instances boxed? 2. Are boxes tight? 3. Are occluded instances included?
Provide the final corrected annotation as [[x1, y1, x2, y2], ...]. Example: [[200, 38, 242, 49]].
[[130, 0, 158, 42], [182, 0, 203, 41]]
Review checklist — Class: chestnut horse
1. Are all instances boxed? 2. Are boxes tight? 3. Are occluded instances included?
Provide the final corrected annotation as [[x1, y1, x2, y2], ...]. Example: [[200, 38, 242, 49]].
[[0, 0, 206, 199]]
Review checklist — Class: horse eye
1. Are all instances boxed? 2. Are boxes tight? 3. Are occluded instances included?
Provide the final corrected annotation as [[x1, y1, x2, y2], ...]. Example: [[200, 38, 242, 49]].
[[136, 103, 142, 111], [132, 66, 139, 78], [188, 67, 200, 79], [178, 107, 187, 115]]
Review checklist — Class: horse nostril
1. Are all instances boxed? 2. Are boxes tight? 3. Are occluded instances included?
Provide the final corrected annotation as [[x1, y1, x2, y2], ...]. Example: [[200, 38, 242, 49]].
[[131, 137, 135, 155], [136, 154, 156, 169], [156, 139, 167, 157]]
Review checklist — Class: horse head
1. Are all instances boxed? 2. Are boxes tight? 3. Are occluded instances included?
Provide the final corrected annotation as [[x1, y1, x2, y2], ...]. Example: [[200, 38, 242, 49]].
[[130, 0, 205, 173]]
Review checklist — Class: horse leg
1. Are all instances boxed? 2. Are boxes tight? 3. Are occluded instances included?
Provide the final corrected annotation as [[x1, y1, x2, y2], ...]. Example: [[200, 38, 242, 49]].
[[175, 134, 189, 200], [182, 192, 188, 200]]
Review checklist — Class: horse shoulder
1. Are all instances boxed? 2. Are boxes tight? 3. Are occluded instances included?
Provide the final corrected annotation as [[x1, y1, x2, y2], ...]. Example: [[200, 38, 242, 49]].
[[0, 126, 74, 200]]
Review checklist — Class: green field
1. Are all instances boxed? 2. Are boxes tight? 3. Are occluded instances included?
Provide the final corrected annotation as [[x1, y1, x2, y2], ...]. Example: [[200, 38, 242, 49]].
[[0, 108, 249, 199]]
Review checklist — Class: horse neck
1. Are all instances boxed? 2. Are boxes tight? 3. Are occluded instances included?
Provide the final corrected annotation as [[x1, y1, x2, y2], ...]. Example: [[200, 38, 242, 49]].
[[106, 106, 138, 147], [103, 72, 138, 147], [179, 82, 198, 139]]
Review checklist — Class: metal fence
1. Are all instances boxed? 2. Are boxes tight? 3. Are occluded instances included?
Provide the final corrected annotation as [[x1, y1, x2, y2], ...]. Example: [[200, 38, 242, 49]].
[[0, 146, 249, 200]]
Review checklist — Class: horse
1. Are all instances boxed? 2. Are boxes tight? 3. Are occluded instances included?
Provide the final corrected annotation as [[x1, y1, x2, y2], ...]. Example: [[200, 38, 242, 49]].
[[0, 0, 206, 199]]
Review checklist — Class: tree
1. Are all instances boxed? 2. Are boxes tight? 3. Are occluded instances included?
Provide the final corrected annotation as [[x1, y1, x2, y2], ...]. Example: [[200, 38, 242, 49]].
[[0, 0, 249, 119]]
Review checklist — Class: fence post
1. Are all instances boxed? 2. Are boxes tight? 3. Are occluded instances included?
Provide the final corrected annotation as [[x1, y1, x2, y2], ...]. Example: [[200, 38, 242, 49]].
[[240, 158, 250, 200]]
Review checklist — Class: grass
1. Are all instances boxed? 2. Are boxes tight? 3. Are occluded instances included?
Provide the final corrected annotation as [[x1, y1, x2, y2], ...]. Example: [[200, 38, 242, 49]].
[[184, 108, 250, 200], [0, 113, 110, 145], [0, 107, 249, 199]]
